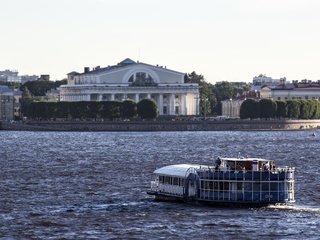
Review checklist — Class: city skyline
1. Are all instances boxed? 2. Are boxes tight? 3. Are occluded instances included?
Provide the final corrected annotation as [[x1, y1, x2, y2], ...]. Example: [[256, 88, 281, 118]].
[[1, 0, 320, 82]]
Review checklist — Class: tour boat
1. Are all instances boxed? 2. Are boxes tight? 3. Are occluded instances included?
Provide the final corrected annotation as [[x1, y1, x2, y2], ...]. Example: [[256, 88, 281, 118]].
[[147, 157, 295, 206]]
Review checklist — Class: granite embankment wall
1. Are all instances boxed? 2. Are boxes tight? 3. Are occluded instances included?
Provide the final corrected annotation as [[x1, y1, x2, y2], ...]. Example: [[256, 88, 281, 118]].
[[1, 119, 320, 131]]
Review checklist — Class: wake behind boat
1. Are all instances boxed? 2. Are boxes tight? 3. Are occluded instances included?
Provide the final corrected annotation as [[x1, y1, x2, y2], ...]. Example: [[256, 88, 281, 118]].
[[147, 157, 295, 206]]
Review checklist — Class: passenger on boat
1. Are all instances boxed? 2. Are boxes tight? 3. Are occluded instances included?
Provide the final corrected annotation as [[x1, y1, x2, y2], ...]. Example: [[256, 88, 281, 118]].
[[263, 162, 269, 171], [215, 157, 221, 170]]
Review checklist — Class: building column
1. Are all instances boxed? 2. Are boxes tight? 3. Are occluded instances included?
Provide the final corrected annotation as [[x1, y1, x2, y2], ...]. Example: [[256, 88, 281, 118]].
[[170, 94, 175, 115], [182, 94, 187, 115], [99, 94, 103, 101], [147, 93, 151, 99], [110, 94, 115, 101], [158, 94, 163, 115], [135, 94, 139, 103], [122, 94, 127, 101]]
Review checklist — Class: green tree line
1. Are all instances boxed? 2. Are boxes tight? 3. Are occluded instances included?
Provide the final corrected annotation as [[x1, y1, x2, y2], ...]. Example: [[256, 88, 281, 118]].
[[22, 99, 158, 120], [240, 99, 320, 119]]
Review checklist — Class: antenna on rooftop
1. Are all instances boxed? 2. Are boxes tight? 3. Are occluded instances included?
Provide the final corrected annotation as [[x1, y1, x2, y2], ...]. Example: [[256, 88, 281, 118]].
[[138, 48, 141, 62]]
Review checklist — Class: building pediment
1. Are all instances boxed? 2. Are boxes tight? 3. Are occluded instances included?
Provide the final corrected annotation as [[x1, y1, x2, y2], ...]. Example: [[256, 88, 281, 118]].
[[73, 60, 185, 85]]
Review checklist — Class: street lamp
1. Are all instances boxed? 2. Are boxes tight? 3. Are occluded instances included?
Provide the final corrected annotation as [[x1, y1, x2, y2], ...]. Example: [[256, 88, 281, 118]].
[[203, 97, 208, 120], [194, 95, 199, 116]]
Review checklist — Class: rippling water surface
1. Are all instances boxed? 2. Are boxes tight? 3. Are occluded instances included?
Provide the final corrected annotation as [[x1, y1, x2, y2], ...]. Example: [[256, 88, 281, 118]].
[[0, 131, 319, 239]]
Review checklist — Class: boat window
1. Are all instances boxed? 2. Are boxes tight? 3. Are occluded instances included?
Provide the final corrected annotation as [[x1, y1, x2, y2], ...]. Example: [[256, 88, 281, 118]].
[[262, 183, 269, 191], [164, 176, 170, 184], [253, 183, 260, 191], [244, 183, 251, 191], [270, 183, 278, 191], [209, 181, 213, 190], [180, 178, 184, 186], [173, 177, 179, 186], [159, 176, 164, 183]]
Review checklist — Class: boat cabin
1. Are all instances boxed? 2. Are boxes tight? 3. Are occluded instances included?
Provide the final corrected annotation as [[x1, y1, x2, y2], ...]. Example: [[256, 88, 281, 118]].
[[216, 157, 275, 172]]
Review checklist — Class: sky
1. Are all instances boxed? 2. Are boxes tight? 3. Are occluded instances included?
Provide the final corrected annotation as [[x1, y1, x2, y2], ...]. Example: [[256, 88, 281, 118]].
[[1, 0, 320, 83]]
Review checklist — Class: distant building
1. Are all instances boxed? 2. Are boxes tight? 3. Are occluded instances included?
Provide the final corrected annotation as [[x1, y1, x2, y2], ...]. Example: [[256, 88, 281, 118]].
[[21, 75, 39, 84], [221, 91, 260, 118], [38, 74, 50, 81], [221, 99, 244, 118], [0, 86, 20, 120], [13, 90, 22, 119], [0, 70, 20, 83], [0, 69, 39, 84], [252, 74, 286, 91], [261, 80, 320, 101], [60, 58, 200, 115], [46, 88, 60, 102]]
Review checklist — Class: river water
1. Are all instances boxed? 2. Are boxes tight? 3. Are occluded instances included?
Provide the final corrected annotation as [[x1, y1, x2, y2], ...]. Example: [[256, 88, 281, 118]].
[[0, 131, 319, 239]]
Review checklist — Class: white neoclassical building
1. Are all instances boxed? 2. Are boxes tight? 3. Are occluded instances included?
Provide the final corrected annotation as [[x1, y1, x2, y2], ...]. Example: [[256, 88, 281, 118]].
[[260, 81, 320, 101], [60, 58, 199, 115]]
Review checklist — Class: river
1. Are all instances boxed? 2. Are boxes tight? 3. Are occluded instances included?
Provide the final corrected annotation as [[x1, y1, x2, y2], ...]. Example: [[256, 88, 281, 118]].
[[0, 131, 319, 239]]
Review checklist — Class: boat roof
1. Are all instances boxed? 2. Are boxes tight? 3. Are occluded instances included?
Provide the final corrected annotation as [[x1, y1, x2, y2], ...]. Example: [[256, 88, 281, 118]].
[[220, 158, 272, 162], [154, 164, 206, 178]]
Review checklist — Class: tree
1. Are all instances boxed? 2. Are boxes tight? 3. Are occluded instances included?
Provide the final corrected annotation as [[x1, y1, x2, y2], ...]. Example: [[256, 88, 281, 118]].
[[137, 99, 158, 119], [213, 81, 235, 102], [312, 100, 320, 119], [20, 79, 67, 96], [275, 101, 287, 118], [240, 99, 260, 119], [100, 101, 121, 120], [20, 87, 33, 117], [259, 99, 277, 119], [121, 100, 137, 119], [56, 101, 70, 120], [287, 100, 300, 119], [87, 102, 102, 120]]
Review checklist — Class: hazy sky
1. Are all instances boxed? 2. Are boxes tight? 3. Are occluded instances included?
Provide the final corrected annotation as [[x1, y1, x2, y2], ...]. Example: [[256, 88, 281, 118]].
[[1, 0, 320, 83]]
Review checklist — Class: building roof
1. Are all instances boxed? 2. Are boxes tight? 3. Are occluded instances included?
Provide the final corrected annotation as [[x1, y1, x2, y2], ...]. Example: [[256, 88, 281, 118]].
[[0, 85, 13, 93], [270, 81, 320, 90], [67, 71, 80, 75], [73, 58, 184, 76], [118, 58, 136, 65]]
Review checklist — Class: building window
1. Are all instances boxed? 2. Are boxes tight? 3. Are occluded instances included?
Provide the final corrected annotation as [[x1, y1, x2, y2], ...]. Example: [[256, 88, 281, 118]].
[[277, 97, 281, 100], [129, 72, 156, 86], [163, 106, 167, 114], [175, 106, 179, 115], [305, 96, 309, 100]]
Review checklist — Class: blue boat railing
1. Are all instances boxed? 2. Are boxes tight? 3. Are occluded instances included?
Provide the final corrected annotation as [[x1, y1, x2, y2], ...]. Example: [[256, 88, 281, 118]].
[[196, 167, 295, 203]]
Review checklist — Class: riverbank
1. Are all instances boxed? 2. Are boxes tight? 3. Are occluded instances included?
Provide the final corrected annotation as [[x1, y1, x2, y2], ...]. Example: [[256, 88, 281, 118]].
[[1, 119, 320, 131]]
